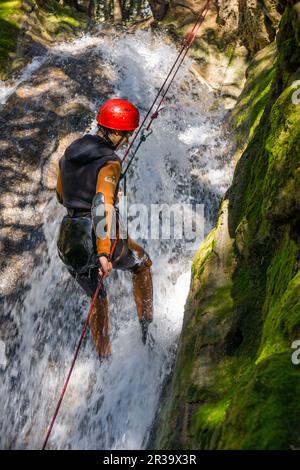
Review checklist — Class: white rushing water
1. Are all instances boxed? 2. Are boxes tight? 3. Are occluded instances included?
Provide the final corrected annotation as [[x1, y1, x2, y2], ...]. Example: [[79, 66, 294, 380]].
[[0, 27, 233, 449]]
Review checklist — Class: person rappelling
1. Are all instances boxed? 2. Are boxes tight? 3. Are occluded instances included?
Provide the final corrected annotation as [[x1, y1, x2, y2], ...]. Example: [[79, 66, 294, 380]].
[[55, 98, 154, 358], [42, 4, 211, 447]]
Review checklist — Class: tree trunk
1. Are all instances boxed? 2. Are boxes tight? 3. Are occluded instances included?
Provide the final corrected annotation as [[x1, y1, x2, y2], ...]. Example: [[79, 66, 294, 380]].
[[113, 0, 123, 23], [126, 0, 135, 19], [147, 0, 169, 20], [122, 0, 129, 19], [137, 0, 143, 17], [87, 0, 95, 18], [71, 0, 79, 9], [62, 0, 79, 10]]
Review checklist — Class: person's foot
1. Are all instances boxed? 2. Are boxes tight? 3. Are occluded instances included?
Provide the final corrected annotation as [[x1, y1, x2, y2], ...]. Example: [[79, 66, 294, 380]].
[[140, 318, 152, 344]]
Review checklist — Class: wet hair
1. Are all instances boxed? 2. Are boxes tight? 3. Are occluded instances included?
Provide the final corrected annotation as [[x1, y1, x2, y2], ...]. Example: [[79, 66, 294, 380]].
[[97, 125, 129, 137]]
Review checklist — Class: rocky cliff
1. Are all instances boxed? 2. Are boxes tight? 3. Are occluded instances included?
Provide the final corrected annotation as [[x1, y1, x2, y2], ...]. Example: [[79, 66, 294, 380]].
[[154, 0, 300, 449], [157, 0, 283, 54], [154, 0, 284, 107]]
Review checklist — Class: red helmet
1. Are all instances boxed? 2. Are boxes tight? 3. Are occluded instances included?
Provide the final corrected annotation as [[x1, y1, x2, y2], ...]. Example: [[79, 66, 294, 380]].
[[96, 98, 139, 131]]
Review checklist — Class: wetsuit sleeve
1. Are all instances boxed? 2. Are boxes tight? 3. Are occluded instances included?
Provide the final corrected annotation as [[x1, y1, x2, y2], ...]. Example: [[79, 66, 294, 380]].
[[95, 160, 121, 256], [56, 167, 63, 204]]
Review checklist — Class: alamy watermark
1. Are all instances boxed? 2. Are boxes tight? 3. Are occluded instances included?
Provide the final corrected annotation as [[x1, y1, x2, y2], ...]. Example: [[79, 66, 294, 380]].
[[291, 340, 300, 365], [0, 340, 7, 370], [93, 195, 205, 251]]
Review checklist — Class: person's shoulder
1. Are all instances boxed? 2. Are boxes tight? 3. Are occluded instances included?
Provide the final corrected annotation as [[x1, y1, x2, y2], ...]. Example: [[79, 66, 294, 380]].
[[68, 133, 99, 147]]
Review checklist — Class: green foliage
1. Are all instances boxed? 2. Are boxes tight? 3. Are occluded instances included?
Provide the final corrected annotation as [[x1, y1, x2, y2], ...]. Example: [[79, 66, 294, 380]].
[[0, 1, 23, 78], [231, 42, 277, 148], [193, 399, 231, 431]]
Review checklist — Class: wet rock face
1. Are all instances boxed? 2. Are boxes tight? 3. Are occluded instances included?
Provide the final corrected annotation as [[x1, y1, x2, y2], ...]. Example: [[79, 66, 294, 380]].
[[154, 1, 300, 450], [0, 38, 115, 299], [1, 0, 89, 80], [148, 0, 170, 20], [158, 0, 283, 55], [217, 0, 283, 52], [151, 0, 284, 110]]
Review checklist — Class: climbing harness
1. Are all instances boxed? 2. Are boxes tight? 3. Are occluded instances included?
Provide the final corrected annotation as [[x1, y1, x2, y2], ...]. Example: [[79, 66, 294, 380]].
[[120, 0, 212, 190], [122, 128, 153, 181], [42, 235, 119, 450], [96, 98, 139, 131]]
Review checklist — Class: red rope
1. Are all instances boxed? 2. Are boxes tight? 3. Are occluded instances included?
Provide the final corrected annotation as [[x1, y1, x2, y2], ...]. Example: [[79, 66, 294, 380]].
[[42, 236, 119, 450], [146, 1, 211, 131], [121, 0, 211, 164]]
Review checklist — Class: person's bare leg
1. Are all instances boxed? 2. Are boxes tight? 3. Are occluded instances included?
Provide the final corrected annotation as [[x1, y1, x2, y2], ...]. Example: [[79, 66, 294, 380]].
[[89, 295, 112, 357], [132, 261, 153, 322]]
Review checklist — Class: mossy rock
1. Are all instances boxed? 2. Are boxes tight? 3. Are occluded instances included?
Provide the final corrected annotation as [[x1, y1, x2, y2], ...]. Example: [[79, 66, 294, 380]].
[[0, 0, 23, 79], [0, 0, 89, 80]]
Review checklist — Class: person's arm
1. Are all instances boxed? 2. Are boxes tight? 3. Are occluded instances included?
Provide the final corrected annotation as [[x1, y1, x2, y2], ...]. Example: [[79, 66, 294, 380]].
[[56, 167, 63, 204], [94, 160, 121, 259]]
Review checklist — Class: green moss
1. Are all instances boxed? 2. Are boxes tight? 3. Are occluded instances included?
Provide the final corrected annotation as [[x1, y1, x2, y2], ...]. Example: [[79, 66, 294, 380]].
[[192, 228, 215, 279], [35, 1, 88, 36], [219, 354, 300, 449], [199, 284, 234, 317], [232, 42, 277, 147], [256, 237, 300, 365], [193, 399, 231, 430], [0, 0, 23, 78], [261, 87, 300, 222], [154, 2, 300, 450], [264, 236, 298, 315], [56, 14, 80, 27]]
